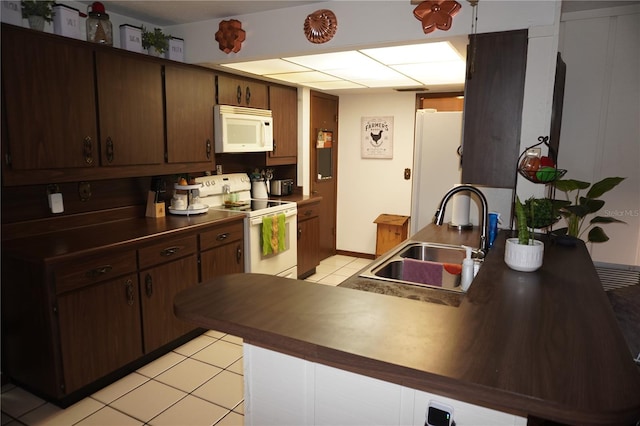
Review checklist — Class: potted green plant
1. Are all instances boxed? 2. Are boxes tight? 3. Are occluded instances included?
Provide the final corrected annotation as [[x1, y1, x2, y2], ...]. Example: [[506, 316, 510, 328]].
[[504, 196, 549, 272], [141, 26, 171, 56], [551, 177, 626, 244], [21, 0, 55, 31]]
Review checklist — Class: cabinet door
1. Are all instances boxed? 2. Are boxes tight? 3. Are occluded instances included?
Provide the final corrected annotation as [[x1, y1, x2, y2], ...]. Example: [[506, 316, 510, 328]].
[[140, 255, 199, 353], [268, 85, 298, 165], [461, 30, 528, 188], [165, 65, 215, 163], [217, 75, 268, 109], [95, 52, 164, 166], [297, 206, 320, 279], [1, 26, 98, 170], [57, 274, 142, 394], [201, 241, 244, 282]]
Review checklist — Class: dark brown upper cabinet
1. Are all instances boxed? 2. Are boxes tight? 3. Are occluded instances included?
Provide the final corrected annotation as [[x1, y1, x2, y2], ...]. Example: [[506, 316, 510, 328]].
[[216, 74, 268, 109], [461, 29, 528, 188]]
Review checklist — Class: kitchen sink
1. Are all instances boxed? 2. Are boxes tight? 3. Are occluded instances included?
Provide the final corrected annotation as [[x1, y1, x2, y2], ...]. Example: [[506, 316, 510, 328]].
[[359, 241, 482, 293]]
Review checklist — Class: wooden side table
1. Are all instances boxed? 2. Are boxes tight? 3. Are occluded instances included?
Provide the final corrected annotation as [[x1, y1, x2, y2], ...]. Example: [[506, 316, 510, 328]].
[[374, 214, 410, 257]]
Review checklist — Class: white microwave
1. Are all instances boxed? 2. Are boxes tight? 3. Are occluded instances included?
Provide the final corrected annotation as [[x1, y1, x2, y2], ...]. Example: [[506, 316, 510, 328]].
[[214, 105, 273, 153]]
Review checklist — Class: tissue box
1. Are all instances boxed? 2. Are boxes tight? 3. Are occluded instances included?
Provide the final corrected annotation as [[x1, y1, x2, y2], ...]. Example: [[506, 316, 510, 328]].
[[119, 24, 142, 53], [1, 1, 22, 26], [53, 4, 81, 39], [165, 37, 184, 62]]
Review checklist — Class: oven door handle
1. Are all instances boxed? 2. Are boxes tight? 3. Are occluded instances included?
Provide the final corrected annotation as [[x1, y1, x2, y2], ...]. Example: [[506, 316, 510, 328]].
[[249, 210, 297, 226]]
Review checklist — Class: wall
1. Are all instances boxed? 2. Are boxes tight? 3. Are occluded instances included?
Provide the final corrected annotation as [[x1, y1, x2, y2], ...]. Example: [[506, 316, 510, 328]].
[[558, 4, 640, 265], [336, 92, 416, 254]]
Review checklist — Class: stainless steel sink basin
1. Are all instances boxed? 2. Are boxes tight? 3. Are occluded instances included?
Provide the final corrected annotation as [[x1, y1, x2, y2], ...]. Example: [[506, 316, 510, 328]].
[[359, 240, 482, 293]]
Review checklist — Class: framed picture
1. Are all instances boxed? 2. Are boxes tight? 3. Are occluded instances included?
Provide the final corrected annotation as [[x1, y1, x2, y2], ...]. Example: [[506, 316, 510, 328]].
[[361, 116, 393, 159]]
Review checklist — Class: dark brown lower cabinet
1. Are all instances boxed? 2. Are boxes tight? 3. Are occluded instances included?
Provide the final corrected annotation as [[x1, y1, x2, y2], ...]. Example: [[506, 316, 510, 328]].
[[57, 273, 143, 394], [139, 254, 199, 353], [200, 221, 245, 281], [297, 200, 321, 278]]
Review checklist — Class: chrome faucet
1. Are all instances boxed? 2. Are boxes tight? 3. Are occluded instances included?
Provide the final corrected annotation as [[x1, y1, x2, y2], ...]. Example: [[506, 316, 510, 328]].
[[434, 185, 489, 256]]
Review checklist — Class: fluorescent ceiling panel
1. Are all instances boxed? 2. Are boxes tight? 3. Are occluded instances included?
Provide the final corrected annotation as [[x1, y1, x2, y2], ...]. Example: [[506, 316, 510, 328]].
[[284, 51, 378, 71], [221, 58, 308, 75], [265, 71, 340, 84], [361, 41, 462, 64], [393, 61, 466, 85], [304, 80, 366, 90]]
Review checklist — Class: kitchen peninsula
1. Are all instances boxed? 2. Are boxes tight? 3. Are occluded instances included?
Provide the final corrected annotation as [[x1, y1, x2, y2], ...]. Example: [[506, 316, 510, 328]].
[[174, 225, 640, 426]]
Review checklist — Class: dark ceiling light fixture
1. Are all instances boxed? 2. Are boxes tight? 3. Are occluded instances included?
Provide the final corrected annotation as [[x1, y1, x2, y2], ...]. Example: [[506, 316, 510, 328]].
[[304, 9, 337, 44], [466, 0, 479, 79], [413, 0, 462, 35], [215, 19, 246, 53]]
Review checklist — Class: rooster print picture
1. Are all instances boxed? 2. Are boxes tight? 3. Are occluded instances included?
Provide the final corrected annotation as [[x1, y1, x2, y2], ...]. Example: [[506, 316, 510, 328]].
[[362, 116, 394, 159]]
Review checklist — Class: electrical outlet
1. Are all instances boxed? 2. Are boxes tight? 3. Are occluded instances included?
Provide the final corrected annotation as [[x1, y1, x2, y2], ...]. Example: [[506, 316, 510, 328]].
[[404, 168, 411, 180], [78, 181, 91, 201], [216, 164, 223, 175]]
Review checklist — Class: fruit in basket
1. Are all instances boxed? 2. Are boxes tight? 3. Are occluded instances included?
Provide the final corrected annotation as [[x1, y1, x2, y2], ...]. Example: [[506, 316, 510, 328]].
[[536, 166, 557, 183], [540, 156, 555, 167], [178, 177, 188, 186]]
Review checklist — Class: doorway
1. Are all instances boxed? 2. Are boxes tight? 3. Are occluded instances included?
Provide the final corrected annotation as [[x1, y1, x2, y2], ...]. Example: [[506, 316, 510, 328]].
[[310, 91, 339, 261]]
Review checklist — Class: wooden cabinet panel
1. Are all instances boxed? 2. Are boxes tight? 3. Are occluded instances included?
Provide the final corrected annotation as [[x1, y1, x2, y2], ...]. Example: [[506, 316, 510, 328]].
[[200, 241, 244, 281], [217, 74, 268, 109], [139, 255, 198, 353], [54, 251, 137, 294], [461, 30, 528, 188], [200, 221, 244, 251], [57, 273, 142, 394], [1, 25, 98, 170], [138, 235, 197, 270], [165, 65, 215, 163], [268, 85, 298, 165], [95, 51, 164, 166], [297, 201, 320, 278]]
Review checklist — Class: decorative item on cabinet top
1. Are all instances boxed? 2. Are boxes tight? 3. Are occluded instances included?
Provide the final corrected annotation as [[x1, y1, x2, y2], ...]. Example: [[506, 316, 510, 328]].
[[142, 25, 171, 56], [85, 1, 112, 46], [304, 9, 337, 44], [20, 0, 55, 31], [215, 19, 245, 53]]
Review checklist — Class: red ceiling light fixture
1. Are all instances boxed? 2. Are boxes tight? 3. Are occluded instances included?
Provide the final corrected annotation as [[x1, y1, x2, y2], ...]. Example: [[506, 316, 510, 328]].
[[215, 19, 246, 53], [412, 0, 462, 34]]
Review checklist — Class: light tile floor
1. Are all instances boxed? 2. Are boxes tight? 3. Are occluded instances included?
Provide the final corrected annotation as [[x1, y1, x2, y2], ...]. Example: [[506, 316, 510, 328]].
[[1, 255, 367, 426]]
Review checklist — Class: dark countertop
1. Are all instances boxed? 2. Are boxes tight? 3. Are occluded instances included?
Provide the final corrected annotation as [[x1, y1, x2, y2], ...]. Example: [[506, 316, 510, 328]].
[[174, 225, 640, 425], [2, 210, 246, 263]]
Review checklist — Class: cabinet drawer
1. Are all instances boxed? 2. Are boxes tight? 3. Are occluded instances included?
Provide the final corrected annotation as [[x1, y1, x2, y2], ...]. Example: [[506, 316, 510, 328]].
[[200, 221, 244, 251], [138, 235, 197, 270], [298, 203, 319, 221], [55, 251, 137, 294]]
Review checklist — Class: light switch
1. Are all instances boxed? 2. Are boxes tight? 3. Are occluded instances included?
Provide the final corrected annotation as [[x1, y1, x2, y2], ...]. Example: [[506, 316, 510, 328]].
[[49, 193, 64, 214]]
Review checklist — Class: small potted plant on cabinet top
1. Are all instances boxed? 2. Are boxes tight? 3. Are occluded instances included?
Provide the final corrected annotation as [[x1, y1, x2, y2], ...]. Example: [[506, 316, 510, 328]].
[[141, 26, 171, 56], [21, 0, 55, 31]]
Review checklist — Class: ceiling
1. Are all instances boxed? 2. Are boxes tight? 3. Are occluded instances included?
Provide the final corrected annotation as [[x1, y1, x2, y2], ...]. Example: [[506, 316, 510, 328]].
[[80, 1, 639, 94]]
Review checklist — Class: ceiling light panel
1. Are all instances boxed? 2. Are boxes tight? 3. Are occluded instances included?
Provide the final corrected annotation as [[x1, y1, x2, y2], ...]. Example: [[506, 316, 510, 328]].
[[361, 41, 462, 65], [284, 51, 378, 71], [303, 80, 367, 90], [392, 61, 466, 85], [222, 59, 309, 75], [265, 71, 341, 84]]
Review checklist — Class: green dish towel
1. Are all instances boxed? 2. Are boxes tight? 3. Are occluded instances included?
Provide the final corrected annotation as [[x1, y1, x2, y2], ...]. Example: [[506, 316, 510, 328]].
[[262, 214, 286, 256]]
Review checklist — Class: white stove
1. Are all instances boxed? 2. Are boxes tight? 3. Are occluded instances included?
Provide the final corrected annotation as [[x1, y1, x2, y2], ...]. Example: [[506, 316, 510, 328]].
[[195, 173, 297, 278]]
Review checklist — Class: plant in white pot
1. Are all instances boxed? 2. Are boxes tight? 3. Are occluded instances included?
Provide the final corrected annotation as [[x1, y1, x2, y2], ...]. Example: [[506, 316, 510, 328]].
[[504, 197, 555, 272], [141, 26, 171, 56], [21, 0, 55, 31]]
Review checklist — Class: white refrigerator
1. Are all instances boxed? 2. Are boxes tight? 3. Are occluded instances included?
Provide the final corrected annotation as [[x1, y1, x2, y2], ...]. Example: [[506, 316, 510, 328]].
[[410, 109, 464, 233]]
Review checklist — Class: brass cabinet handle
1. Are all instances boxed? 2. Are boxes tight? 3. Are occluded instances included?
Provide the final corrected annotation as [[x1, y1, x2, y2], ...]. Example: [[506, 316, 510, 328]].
[[125, 279, 134, 306], [145, 273, 153, 298], [105, 137, 114, 163], [245, 86, 251, 105], [297, 226, 302, 240], [160, 246, 181, 256], [236, 85, 242, 104], [216, 233, 229, 241], [236, 245, 242, 264], [206, 139, 212, 159], [83, 137, 93, 164], [86, 265, 112, 279], [304, 209, 312, 217]]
